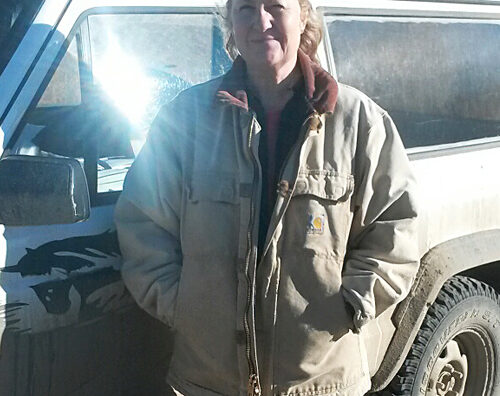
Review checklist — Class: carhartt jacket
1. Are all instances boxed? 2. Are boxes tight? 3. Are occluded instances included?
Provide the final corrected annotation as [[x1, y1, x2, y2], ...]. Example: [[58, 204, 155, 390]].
[[114, 50, 420, 396]]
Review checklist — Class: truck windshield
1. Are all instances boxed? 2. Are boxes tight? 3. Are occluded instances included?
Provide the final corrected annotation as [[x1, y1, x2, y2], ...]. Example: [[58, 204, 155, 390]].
[[0, 0, 44, 75]]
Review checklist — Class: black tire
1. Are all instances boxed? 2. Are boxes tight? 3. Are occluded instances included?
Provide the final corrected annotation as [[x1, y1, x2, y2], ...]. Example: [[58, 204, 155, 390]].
[[387, 276, 500, 396]]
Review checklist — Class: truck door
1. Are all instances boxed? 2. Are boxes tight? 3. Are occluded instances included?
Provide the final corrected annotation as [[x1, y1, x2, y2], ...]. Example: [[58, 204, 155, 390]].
[[0, 1, 230, 394]]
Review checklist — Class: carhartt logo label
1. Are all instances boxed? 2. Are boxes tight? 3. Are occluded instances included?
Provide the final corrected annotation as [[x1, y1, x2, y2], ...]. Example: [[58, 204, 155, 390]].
[[307, 214, 325, 234]]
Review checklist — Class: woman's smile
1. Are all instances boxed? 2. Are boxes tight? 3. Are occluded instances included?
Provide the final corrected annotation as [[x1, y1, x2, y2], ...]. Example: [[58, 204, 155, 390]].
[[249, 36, 280, 45], [250, 36, 277, 42]]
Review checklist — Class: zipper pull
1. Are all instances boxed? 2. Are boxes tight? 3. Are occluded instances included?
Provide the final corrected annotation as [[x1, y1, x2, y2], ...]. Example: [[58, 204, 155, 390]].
[[248, 373, 261, 396]]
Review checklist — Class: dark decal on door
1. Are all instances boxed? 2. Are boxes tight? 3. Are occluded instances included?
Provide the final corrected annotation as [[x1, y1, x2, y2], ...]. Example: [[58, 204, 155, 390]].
[[2, 230, 119, 276], [2, 230, 125, 319], [31, 267, 122, 317]]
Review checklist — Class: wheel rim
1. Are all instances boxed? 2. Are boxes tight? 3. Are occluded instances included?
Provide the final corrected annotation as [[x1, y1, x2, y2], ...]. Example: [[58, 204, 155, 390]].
[[426, 327, 495, 396], [428, 340, 467, 395]]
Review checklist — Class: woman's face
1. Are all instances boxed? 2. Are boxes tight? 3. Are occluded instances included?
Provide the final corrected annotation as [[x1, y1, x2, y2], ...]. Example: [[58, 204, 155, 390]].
[[231, 0, 305, 70]]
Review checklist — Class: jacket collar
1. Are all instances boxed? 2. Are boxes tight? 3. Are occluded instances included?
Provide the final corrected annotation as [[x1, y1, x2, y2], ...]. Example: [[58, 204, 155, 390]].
[[216, 49, 338, 115]]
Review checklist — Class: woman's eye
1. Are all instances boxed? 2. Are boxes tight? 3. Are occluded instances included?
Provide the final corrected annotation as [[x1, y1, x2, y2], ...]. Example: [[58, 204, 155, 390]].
[[266, 4, 285, 13], [239, 5, 255, 12]]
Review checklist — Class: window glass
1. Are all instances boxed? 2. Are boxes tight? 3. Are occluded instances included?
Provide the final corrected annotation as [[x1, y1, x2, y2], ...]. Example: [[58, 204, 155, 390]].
[[12, 12, 231, 198], [11, 35, 84, 159], [88, 13, 231, 136], [326, 17, 500, 149], [87, 13, 231, 193], [38, 38, 81, 106]]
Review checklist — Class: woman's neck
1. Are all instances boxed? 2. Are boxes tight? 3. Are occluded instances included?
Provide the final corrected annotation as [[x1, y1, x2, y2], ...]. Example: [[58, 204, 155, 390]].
[[246, 59, 301, 112]]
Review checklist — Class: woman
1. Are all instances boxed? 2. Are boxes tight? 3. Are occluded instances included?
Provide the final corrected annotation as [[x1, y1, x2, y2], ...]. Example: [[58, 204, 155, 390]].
[[114, 0, 420, 395]]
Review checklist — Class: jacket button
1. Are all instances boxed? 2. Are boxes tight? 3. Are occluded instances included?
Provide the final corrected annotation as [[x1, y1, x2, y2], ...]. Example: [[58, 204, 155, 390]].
[[277, 180, 289, 196], [310, 116, 323, 130]]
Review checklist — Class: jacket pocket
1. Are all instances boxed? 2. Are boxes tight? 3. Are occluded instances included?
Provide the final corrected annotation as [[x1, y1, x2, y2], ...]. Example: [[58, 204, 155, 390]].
[[281, 170, 354, 257], [188, 171, 239, 204], [292, 170, 354, 201], [182, 172, 240, 257]]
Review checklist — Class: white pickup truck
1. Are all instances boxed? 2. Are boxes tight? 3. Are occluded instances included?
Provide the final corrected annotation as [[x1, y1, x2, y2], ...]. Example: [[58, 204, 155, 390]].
[[0, 0, 499, 395]]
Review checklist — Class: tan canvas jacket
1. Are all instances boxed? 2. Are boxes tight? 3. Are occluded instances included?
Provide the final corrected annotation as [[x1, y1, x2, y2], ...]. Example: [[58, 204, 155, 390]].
[[114, 52, 420, 396]]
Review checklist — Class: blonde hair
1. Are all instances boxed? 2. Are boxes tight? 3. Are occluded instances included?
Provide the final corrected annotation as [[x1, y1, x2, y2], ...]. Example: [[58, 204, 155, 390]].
[[219, 0, 323, 64]]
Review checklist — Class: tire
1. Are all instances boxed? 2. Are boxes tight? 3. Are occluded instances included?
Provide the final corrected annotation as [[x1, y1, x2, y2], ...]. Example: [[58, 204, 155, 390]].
[[387, 276, 500, 396]]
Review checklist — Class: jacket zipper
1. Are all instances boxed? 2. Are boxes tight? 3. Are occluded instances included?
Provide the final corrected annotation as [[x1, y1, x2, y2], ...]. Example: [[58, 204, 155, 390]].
[[244, 112, 319, 394], [245, 116, 261, 396]]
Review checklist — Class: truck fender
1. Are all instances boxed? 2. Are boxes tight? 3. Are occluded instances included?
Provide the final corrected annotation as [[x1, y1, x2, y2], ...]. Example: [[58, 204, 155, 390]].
[[370, 228, 500, 391]]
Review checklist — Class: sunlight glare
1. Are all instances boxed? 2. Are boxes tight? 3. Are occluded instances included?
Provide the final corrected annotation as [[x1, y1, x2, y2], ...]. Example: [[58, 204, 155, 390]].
[[93, 33, 153, 127]]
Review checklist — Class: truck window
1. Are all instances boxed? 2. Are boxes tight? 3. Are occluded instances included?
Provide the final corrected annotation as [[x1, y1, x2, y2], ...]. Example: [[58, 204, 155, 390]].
[[325, 16, 500, 150], [11, 12, 231, 199], [38, 38, 81, 107]]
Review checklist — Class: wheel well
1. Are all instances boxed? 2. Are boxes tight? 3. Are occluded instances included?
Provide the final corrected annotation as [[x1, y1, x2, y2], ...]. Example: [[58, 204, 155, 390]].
[[371, 230, 500, 391], [460, 261, 500, 294], [386, 276, 500, 395]]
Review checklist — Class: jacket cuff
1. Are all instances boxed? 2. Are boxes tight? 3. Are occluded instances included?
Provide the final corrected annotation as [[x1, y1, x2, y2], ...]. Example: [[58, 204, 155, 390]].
[[341, 286, 373, 332]]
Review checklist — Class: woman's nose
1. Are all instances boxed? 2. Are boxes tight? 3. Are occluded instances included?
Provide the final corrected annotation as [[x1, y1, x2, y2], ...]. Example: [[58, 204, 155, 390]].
[[254, 6, 273, 32]]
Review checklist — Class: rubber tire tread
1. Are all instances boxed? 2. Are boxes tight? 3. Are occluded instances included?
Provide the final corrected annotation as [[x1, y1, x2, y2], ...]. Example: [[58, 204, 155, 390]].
[[386, 275, 500, 395]]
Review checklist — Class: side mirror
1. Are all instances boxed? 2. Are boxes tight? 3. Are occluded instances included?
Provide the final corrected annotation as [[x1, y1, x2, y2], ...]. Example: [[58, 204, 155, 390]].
[[0, 155, 90, 226]]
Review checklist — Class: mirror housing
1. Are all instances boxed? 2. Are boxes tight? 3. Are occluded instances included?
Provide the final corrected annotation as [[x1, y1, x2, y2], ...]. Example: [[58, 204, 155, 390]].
[[0, 155, 90, 226]]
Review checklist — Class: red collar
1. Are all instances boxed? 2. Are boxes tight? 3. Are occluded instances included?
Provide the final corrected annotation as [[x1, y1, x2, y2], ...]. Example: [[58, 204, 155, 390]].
[[216, 49, 338, 115]]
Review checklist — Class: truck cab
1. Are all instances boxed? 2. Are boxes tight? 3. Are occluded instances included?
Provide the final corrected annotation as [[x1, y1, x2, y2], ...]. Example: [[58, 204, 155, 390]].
[[0, 1, 499, 395]]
